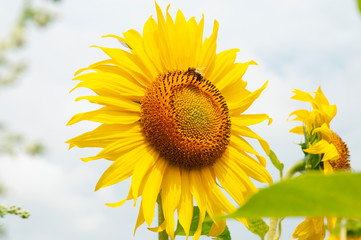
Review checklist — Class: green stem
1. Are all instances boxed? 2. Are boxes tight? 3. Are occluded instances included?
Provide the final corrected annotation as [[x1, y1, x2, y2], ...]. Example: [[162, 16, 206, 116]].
[[268, 159, 306, 240], [340, 218, 347, 240], [157, 193, 169, 240], [268, 217, 278, 240], [284, 159, 306, 179]]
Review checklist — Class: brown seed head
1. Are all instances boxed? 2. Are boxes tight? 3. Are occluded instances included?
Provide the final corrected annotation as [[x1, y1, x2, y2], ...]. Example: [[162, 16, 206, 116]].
[[140, 70, 231, 169]]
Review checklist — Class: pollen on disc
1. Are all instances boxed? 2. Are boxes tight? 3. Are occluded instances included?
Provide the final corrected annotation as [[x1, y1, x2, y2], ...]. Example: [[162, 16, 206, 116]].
[[140, 70, 231, 169]]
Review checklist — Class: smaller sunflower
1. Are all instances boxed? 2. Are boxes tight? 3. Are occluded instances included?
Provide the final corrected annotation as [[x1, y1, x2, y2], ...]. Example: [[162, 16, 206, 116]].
[[289, 87, 337, 135], [289, 87, 351, 239], [303, 123, 350, 174]]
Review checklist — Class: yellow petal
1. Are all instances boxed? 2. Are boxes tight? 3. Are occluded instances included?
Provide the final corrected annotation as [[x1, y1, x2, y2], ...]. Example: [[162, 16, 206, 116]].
[[92, 46, 152, 85], [67, 107, 139, 126], [66, 123, 139, 149], [323, 161, 334, 174], [214, 157, 252, 206], [161, 166, 181, 240], [196, 20, 219, 76], [75, 95, 140, 112], [103, 32, 159, 79], [292, 217, 325, 240], [189, 170, 207, 240], [81, 132, 143, 162], [290, 126, 305, 135], [303, 140, 339, 162], [95, 143, 149, 191], [232, 113, 272, 126], [131, 145, 158, 206], [230, 133, 267, 166], [134, 202, 145, 235], [217, 61, 257, 104], [326, 217, 337, 233], [312, 123, 333, 141], [229, 81, 268, 116], [288, 109, 310, 123], [142, 158, 168, 226], [229, 146, 273, 184], [210, 48, 240, 85], [148, 220, 167, 232], [291, 89, 315, 103], [232, 125, 271, 156], [177, 170, 193, 239], [105, 187, 133, 207], [73, 71, 145, 97]]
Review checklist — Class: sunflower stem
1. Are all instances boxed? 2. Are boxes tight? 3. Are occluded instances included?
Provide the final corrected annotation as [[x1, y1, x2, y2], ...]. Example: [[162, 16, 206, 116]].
[[284, 159, 306, 179], [268, 217, 278, 240], [340, 218, 347, 240], [157, 193, 169, 240]]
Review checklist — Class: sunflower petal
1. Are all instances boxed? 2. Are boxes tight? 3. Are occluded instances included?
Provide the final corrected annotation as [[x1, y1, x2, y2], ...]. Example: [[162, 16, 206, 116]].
[[95, 143, 150, 191], [67, 107, 139, 126], [161, 166, 181, 240], [229, 81, 268, 116], [142, 158, 168, 226], [177, 170, 193, 238]]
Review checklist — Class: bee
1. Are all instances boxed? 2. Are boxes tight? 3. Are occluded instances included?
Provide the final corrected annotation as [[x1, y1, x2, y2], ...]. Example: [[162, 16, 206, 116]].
[[187, 67, 205, 81]]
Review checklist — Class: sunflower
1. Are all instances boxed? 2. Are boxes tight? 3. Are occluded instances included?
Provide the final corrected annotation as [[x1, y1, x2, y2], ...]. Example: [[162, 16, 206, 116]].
[[67, 3, 272, 239], [289, 87, 337, 136], [289, 87, 350, 239]]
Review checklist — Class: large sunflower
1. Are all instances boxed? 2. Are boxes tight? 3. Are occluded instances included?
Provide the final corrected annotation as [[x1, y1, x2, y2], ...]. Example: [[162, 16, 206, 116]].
[[67, 4, 272, 239], [289, 87, 350, 240]]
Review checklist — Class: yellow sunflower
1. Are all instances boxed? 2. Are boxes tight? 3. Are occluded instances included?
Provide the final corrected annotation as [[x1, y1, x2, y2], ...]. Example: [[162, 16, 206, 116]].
[[67, 3, 272, 239], [289, 87, 350, 174], [289, 87, 350, 239], [289, 87, 337, 136]]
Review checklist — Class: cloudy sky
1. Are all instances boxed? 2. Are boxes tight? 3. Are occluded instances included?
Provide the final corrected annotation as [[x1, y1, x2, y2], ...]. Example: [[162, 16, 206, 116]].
[[1, 0, 361, 239]]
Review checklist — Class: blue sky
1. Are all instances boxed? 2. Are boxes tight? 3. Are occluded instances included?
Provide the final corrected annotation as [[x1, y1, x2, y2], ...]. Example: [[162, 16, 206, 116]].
[[1, 0, 361, 239]]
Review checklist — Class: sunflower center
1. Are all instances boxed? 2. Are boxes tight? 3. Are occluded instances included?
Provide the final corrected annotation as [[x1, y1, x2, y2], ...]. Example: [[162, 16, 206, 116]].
[[329, 132, 350, 170], [140, 69, 231, 169]]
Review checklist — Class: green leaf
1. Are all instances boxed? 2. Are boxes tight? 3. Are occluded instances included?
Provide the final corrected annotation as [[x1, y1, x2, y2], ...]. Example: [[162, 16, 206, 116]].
[[268, 150, 284, 177], [358, 0, 361, 13], [174, 206, 231, 239], [331, 219, 361, 237], [305, 153, 321, 169], [247, 218, 269, 240], [224, 172, 361, 219]]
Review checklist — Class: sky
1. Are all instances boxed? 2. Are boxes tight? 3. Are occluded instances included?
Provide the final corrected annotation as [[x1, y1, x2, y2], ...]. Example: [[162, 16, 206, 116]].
[[0, 0, 361, 239]]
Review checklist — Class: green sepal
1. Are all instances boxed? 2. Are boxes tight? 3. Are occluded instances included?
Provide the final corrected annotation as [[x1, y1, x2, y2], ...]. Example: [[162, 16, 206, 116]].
[[268, 150, 284, 178]]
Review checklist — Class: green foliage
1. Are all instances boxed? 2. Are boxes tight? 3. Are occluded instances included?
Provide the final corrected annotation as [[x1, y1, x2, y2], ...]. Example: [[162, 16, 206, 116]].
[[358, 0, 361, 13], [247, 218, 269, 240], [224, 172, 361, 219], [174, 207, 269, 239], [0, 205, 30, 219], [331, 219, 361, 238], [268, 150, 284, 178], [174, 206, 231, 240]]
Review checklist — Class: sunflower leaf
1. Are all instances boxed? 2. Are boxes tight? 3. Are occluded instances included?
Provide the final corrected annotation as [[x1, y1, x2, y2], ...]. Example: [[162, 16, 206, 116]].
[[268, 150, 284, 178], [222, 172, 361, 219], [247, 218, 269, 240], [174, 206, 231, 239]]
